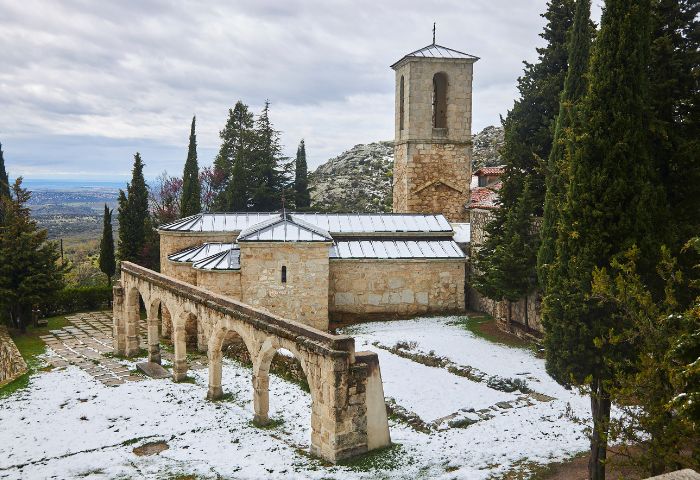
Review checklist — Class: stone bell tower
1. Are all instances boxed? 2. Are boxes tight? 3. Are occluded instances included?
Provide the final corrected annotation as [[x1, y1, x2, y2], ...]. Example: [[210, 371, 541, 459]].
[[391, 39, 478, 222]]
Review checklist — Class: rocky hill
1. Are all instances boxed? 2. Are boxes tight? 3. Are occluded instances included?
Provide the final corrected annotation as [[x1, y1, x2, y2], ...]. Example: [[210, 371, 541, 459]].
[[309, 126, 504, 213]]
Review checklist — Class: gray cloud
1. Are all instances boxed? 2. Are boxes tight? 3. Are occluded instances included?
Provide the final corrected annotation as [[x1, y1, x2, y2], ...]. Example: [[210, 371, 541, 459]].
[[0, 0, 601, 180]]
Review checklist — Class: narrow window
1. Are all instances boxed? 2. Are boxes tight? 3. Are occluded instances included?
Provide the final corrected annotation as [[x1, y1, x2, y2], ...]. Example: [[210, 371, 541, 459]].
[[399, 75, 405, 131], [281, 266, 287, 283], [432, 72, 448, 128]]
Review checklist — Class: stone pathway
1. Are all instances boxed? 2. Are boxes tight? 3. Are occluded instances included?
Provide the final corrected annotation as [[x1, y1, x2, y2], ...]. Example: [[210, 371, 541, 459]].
[[40, 311, 208, 386]]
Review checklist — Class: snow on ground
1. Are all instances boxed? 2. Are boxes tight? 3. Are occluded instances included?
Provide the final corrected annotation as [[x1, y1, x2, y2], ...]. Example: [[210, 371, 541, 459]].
[[0, 316, 591, 479]]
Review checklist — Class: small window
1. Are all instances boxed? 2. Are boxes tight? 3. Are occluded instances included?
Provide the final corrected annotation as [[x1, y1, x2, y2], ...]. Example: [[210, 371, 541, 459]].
[[399, 75, 405, 131], [432, 72, 448, 128], [281, 266, 287, 283]]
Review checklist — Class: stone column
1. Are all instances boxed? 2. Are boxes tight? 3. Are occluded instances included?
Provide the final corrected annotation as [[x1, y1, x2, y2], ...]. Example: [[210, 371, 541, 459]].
[[207, 346, 223, 400], [112, 281, 126, 355], [252, 371, 270, 425], [147, 318, 161, 364], [125, 295, 141, 357], [172, 326, 188, 382]]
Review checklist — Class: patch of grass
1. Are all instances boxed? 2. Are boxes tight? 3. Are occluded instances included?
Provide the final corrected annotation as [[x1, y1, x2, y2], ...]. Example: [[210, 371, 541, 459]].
[[0, 315, 69, 398], [174, 375, 196, 384], [337, 443, 406, 472], [251, 417, 285, 430], [449, 315, 531, 349]]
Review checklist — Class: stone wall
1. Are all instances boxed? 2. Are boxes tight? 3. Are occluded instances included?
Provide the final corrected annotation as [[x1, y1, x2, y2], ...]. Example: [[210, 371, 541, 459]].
[[240, 242, 330, 331], [329, 259, 465, 321], [0, 326, 27, 387], [196, 270, 242, 300]]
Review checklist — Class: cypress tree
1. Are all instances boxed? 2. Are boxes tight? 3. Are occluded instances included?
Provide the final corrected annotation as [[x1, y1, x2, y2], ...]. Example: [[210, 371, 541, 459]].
[[117, 153, 150, 264], [0, 179, 67, 331], [538, 0, 593, 288], [180, 116, 201, 217], [543, 0, 665, 477], [99, 204, 116, 286], [473, 0, 574, 305], [249, 101, 285, 211], [0, 142, 9, 200], [213, 101, 254, 208], [294, 139, 310, 209]]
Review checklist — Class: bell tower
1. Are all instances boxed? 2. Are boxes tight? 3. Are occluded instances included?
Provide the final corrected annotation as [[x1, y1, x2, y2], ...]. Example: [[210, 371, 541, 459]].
[[391, 39, 478, 222]]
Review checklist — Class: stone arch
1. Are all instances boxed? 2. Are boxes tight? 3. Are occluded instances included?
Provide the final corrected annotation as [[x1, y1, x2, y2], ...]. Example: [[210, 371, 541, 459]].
[[172, 305, 199, 382], [206, 317, 257, 400], [252, 337, 319, 439], [146, 296, 174, 364], [123, 284, 149, 356], [432, 71, 448, 128]]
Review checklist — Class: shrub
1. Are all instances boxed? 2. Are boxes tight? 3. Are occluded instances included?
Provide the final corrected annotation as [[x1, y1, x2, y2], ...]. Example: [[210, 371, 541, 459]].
[[41, 285, 112, 316]]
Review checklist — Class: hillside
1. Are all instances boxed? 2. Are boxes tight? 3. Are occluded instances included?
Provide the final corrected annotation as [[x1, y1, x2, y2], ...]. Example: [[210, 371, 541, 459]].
[[309, 125, 504, 213]]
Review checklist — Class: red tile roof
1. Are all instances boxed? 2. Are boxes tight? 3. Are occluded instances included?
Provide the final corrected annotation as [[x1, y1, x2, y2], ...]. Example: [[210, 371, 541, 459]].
[[473, 166, 506, 177], [467, 182, 501, 210]]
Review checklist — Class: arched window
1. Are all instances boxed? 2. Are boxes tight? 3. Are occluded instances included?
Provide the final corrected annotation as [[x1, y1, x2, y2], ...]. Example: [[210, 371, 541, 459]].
[[432, 72, 448, 128], [281, 266, 287, 283], [399, 75, 405, 131]]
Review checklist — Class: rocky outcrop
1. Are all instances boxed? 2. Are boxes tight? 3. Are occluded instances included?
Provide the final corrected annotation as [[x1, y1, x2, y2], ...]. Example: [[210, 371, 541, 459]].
[[309, 126, 504, 213], [0, 326, 27, 387]]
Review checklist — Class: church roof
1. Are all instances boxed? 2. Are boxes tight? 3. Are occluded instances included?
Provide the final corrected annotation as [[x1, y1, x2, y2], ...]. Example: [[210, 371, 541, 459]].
[[159, 212, 454, 237], [391, 43, 479, 68], [237, 213, 333, 242], [192, 248, 241, 271], [168, 242, 236, 263], [330, 240, 465, 259]]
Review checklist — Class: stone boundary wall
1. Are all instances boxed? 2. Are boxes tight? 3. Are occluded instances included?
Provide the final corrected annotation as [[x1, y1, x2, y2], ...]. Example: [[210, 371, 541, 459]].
[[329, 258, 466, 322], [0, 326, 27, 387]]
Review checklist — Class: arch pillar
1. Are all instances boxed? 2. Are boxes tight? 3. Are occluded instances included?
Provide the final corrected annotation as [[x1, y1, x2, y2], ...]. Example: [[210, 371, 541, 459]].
[[146, 297, 161, 364], [112, 281, 126, 355], [207, 343, 223, 400], [172, 324, 188, 382]]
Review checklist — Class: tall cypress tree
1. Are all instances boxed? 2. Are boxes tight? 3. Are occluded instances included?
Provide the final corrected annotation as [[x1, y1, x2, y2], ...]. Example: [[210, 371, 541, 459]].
[[180, 116, 201, 217], [99, 204, 116, 286], [543, 0, 666, 477], [0, 143, 10, 201], [117, 153, 149, 264], [249, 101, 285, 211], [473, 0, 574, 306], [294, 139, 310, 209], [538, 0, 593, 288]]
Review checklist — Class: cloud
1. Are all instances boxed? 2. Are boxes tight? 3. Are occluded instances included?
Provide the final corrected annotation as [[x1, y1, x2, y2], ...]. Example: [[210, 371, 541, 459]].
[[0, 0, 576, 180]]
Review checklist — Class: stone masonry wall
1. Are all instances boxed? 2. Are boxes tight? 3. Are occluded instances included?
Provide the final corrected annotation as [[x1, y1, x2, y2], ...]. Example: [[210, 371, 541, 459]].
[[0, 326, 27, 386], [159, 231, 234, 281], [329, 259, 465, 321], [240, 242, 330, 331], [196, 270, 242, 300]]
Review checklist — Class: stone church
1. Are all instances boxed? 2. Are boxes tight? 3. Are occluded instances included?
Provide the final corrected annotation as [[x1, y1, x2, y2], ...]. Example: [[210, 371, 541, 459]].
[[158, 41, 479, 332]]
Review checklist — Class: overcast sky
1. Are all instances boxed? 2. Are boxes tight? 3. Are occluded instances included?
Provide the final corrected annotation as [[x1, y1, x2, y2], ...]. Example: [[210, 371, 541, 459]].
[[0, 0, 602, 181]]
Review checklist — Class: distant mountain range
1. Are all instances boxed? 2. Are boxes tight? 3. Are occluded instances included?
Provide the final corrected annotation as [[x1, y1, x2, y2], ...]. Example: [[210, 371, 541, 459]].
[[309, 125, 504, 213]]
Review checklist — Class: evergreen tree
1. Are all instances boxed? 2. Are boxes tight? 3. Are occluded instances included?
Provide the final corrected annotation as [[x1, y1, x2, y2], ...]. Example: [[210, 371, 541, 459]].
[[0, 179, 67, 331], [0, 142, 9, 200], [473, 0, 574, 304], [180, 116, 201, 218], [543, 0, 666, 477], [98, 204, 116, 286], [213, 101, 254, 209], [249, 101, 286, 211], [538, 0, 593, 288], [117, 153, 150, 264], [294, 139, 310, 209]]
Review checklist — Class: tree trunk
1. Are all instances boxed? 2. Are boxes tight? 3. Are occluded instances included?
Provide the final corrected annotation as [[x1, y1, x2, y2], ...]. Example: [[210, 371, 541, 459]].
[[589, 379, 612, 480]]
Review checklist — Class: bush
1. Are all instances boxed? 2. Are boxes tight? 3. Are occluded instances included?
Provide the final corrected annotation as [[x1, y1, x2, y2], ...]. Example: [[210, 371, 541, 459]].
[[41, 285, 112, 317]]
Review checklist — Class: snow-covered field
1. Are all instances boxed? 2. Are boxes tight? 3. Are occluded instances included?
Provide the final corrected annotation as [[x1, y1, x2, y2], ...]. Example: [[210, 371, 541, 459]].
[[0, 316, 591, 479]]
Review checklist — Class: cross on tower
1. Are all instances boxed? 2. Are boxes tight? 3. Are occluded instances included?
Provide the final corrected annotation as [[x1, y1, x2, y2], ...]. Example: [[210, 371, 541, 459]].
[[432, 22, 436, 45]]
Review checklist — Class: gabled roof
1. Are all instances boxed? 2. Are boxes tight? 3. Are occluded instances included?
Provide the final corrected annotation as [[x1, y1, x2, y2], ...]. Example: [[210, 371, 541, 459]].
[[192, 248, 241, 271], [168, 242, 236, 263], [391, 43, 479, 68], [473, 165, 506, 177], [237, 213, 333, 242]]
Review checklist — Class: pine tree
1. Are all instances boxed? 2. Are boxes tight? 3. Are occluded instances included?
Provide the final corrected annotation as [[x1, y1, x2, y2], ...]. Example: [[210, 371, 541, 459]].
[[543, 1, 666, 477], [473, 0, 574, 304], [117, 153, 150, 264], [249, 101, 286, 211], [180, 116, 201, 217], [538, 0, 593, 288], [213, 101, 255, 208], [99, 204, 116, 286], [0, 179, 67, 331], [0, 142, 9, 200], [294, 139, 310, 209]]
